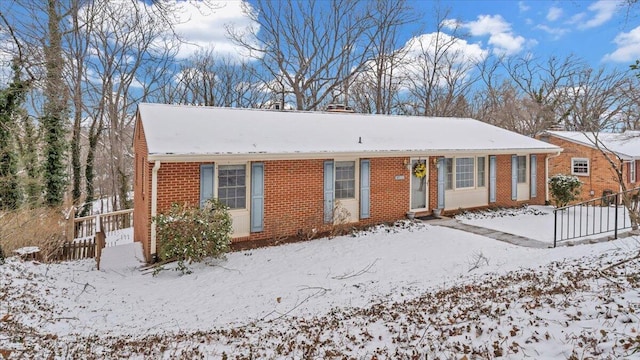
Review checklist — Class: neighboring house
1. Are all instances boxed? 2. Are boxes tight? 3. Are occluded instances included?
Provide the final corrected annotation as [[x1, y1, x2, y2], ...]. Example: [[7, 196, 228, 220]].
[[540, 131, 640, 202], [133, 103, 561, 262]]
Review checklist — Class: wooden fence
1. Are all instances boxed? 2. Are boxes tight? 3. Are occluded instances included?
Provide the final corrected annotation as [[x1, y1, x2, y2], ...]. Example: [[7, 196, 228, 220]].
[[73, 209, 134, 240], [51, 209, 133, 266], [53, 238, 97, 261]]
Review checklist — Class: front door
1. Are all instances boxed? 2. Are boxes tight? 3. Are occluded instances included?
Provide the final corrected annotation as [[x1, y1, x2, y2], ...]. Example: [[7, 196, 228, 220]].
[[410, 159, 428, 210]]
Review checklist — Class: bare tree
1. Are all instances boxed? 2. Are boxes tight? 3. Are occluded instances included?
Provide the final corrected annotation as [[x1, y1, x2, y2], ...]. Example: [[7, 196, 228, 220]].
[[65, 0, 96, 213], [227, 0, 380, 110], [500, 54, 583, 135], [161, 49, 268, 108], [561, 67, 639, 132], [81, 0, 180, 211], [348, 0, 417, 114], [402, 7, 484, 117]]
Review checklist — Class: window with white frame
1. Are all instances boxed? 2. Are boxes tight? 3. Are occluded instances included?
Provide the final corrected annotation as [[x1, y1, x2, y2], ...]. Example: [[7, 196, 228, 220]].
[[335, 161, 355, 199], [444, 156, 488, 190], [218, 164, 247, 209], [571, 158, 589, 176], [477, 156, 486, 187], [517, 156, 526, 183], [455, 157, 475, 188], [631, 161, 636, 183]]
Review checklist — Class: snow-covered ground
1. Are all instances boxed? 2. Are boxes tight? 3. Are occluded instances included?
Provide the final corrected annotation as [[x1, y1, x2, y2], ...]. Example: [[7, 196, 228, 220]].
[[1, 208, 639, 358], [457, 205, 633, 244]]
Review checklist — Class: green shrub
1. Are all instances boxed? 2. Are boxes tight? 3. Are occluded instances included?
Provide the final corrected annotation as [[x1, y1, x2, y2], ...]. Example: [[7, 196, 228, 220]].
[[548, 174, 582, 208], [153, 199, 232, 274]]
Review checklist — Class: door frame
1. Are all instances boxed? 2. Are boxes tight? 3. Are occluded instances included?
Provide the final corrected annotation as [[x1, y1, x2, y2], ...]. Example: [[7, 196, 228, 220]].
[[410, 158, 429, 211]]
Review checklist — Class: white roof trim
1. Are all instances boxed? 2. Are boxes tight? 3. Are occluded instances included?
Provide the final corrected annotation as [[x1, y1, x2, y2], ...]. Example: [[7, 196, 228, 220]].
[[148, 148, 561, 162]]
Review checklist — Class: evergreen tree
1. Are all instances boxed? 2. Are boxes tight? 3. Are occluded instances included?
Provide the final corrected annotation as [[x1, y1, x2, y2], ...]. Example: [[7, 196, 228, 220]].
[[41, 0, 68, 207], [17, 112, 42, 207], [0, 59, 29, 210]]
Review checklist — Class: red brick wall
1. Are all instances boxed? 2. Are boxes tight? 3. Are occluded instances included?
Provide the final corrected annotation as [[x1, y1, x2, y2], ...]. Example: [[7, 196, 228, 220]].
[[544, 135, 630, 202], [149, 158, 411, 242], [155, 163, 200, 210], [133, 116, 152, 261], [427, 157, 441, 212], [535, 154, 549, 204], [133, 152, 550, 261], [367, 157, 411, 223], [256, 159, 327, 241], [253, 158, 410, 241], [492, 154, 548, 207]]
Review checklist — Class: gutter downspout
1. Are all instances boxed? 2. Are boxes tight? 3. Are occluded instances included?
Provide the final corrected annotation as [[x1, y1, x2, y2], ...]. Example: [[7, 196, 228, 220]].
[[545, 151, 562, 203], [150, 160, 161, 262]]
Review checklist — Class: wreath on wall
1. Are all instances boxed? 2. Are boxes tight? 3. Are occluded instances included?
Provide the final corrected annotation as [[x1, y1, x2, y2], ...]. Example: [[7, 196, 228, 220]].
[[413, 162, 427, 179]]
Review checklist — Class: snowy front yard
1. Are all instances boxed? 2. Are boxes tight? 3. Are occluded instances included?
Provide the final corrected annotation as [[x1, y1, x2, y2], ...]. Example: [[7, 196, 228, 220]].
[[1, 210, 639, 358]]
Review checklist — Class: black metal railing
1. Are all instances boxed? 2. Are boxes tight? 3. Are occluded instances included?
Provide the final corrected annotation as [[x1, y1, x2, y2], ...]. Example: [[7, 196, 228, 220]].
[[553, 187, 640, 247]]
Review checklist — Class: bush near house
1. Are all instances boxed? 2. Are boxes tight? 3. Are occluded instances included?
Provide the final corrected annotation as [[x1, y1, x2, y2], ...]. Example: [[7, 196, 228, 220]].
[[548, 174, 582, 208], [154, 199, 232, 274]]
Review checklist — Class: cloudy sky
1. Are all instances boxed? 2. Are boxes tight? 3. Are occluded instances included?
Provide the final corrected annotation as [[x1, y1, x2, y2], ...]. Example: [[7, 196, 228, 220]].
[[169, 0, 639, 69]]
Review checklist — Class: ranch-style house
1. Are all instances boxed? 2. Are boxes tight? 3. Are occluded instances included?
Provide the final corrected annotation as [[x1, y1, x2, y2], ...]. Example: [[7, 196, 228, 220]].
[[133, 103, 561, 262]]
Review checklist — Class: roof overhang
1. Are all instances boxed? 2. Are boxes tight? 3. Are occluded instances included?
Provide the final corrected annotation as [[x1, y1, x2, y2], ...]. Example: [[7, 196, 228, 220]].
[[543, 131, 634, 160], [147, 147, 563, 163]]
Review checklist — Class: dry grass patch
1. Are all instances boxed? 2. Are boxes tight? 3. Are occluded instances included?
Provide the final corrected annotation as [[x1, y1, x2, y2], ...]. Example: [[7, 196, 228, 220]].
[[0, 206, 69, 261]]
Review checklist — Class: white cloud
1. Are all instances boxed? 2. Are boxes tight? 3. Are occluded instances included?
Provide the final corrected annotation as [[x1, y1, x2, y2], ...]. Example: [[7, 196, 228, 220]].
[[404, 33, 488, 64], [535, 24, 569, 39], [602, 25, 640, 62], [568, 12, 586, 24], [573, 0, 618, 30], [394, 32, 488, 88], [460, 15, 526, 56], [518, 1, 530, 13], [354, 32, 488, 92], [546, 6, 563, 21], [171, 0, 259, 60]]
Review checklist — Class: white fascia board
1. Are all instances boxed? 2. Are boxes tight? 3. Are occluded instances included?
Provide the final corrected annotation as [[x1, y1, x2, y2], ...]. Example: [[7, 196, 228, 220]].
[[147, 147, 562, 163]]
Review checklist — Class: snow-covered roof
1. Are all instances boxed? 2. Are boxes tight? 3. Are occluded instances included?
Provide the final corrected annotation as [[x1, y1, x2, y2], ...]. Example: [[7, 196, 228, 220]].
[[544, 131, 640, 160], [137, 103, 560, 159]]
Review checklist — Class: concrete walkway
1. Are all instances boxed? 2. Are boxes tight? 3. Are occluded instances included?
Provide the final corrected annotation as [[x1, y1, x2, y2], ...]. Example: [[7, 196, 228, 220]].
[[422, 217, 552, 249], [419, 216, 632, 249]]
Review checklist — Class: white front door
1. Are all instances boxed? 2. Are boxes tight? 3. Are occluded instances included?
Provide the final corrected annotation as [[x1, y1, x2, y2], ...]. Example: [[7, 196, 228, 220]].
[[410, 159, 428, 210]]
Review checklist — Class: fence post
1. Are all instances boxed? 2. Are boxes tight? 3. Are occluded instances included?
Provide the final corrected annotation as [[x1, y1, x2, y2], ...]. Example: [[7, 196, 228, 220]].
[[614, 193, 619, 239], [67, 208, 75, 242], [96, 231, 105, 270], [553, 209, 557, 248]]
